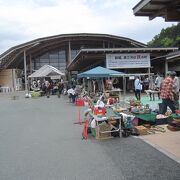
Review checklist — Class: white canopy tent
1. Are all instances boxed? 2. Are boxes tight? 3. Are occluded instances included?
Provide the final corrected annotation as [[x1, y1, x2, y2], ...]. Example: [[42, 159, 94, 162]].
[[28, 65, 65, 79]]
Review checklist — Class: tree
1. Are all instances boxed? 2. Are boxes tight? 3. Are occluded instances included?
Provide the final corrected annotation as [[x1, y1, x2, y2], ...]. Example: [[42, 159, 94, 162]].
[[147, 23, 180, 47]]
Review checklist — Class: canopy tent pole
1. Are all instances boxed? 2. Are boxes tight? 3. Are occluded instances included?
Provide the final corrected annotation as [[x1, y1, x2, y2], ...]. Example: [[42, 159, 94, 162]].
[[123, 76, 126, 100], [83, 78, 85, 91], [87, 78, 90, 96], [102, 78, 105, 92]]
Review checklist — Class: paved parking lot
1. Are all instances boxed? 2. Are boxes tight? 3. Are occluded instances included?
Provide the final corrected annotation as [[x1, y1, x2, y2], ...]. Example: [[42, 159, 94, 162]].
[[0, 92, 180, 180]]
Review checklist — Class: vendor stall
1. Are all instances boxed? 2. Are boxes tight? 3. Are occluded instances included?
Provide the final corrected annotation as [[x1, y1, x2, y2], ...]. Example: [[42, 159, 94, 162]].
[[28, 65, 65, 79], [145, 90, 160, 101], [77, 66, 125, 98], [80, 83, 180, 140], [88, 110, 122, 139]]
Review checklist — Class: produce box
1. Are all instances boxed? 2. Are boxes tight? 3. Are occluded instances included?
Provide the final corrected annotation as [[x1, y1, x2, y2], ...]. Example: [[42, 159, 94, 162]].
[[95, 122, 112, 139], [134, 125, 148, 135], [31, 91, 41, 97]]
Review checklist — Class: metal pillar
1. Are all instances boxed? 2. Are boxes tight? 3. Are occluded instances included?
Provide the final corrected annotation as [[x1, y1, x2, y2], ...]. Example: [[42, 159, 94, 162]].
[[24, 50, 28, 92], [165, 60, 168, 75]]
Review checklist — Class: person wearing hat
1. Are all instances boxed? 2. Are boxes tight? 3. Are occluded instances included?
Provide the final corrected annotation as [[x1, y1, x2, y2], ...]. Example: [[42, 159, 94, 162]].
[[160, 71, 176, 114], [171, 71, 179, 110]]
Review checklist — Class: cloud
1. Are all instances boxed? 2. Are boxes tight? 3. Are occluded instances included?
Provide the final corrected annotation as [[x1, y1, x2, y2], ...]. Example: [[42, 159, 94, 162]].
[[0, 0, 175, 53]]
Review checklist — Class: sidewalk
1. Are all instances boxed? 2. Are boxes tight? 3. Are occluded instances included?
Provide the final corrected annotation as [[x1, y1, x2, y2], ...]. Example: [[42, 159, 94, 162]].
[[126, 93, 180, 162], [139, 125, 180, 163]]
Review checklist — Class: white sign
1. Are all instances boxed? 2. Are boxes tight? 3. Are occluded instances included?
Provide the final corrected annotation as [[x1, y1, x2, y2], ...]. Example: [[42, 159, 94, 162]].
[[129, 76, 135, 80], [106, 53, 150, 69]]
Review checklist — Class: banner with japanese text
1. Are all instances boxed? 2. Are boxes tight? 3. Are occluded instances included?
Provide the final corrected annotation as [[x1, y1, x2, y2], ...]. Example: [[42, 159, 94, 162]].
[[106, 53, 150, 69]]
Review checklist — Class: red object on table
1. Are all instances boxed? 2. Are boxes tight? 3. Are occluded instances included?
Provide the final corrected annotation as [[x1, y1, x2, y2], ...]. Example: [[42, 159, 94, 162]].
[[93, 107, 106, 116], [175, 110, 180, 114]]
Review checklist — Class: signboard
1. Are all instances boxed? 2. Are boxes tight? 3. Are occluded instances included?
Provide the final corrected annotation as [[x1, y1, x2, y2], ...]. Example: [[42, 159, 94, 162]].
[[129, 76, 135, 80], [106, 53, 150, 69]]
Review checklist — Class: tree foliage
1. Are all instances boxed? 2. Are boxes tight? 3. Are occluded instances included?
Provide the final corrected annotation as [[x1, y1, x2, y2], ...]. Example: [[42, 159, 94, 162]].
[[147, 23, 180, 47]]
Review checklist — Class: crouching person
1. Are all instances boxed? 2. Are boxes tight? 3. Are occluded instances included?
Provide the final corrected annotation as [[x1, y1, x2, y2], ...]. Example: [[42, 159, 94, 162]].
[[67, 86, 77, 103]]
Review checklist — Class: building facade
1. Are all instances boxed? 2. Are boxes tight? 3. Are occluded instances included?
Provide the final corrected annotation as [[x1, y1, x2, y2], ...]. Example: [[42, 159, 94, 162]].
[[0, 33, 178, 90]]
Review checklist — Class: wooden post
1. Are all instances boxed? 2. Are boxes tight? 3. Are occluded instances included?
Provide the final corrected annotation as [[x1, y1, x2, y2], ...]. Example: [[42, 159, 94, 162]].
[[24, 50, 28, 92], [123, 76, 126, 100], [29, 54, 32, 74], [68, 41, 71, 65], [148, 67, 151, 80]]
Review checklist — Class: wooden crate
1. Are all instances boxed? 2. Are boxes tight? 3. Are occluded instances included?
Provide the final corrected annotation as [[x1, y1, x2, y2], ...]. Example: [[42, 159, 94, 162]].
[[95, 123, 112, 140]]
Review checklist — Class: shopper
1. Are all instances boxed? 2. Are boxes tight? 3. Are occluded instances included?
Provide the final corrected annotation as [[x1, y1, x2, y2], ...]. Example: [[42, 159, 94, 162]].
[[134, 76, 142, 101], [143, 76, 149, 91], [67, 86, 76, 103], [45, 80, 51, 98], [160, 72, 176, 114], [57, 81, 64, 98], [154, 74, 164, 100], [171, 71, 179, 110]]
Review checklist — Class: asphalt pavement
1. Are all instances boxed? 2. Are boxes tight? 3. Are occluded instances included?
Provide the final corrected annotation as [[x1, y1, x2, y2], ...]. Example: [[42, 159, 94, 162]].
[[0, 92, 179, 180]]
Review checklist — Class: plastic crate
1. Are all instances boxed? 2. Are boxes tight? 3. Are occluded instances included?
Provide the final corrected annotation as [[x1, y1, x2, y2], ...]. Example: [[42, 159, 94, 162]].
[[93, 107, 106, 116]]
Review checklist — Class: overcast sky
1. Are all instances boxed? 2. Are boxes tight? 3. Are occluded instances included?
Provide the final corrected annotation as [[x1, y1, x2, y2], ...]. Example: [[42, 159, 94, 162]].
[[0, 0, 176, 54]]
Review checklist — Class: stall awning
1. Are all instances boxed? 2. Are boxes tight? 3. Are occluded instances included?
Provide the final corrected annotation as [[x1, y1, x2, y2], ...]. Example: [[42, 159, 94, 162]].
[[28, 65, 65, 78], [77, 66, 125, 78]]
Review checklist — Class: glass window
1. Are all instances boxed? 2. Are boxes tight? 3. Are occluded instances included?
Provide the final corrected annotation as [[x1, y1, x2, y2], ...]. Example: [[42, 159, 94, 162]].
[[40, 59, 49, 63], [40, 53, 49, 59], [39, 62, 48, 66], [49, 53, 58, 59], [49, 62, 59, 67], [49, 59, 59, 63], [59, 62, 66, 67], [59, 58, 66, 63], [71, 50, 79, 59]]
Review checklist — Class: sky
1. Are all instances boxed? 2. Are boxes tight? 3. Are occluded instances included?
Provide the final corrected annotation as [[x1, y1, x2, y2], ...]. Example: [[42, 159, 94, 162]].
[[0, 0, 176, 54]]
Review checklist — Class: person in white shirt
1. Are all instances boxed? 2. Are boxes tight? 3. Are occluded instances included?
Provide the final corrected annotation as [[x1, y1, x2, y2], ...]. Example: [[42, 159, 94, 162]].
[[67, 86, 76, 103], [134, 76, 142, 101], [171, 71, 179, 110], [155, 74, 164, 90]]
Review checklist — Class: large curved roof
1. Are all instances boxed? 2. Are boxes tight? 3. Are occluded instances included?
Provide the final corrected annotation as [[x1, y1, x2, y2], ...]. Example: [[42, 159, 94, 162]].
[[0, 33, 147, 69]]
